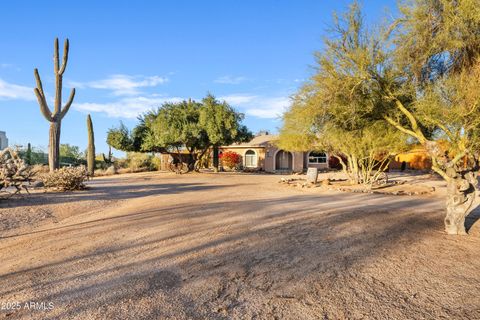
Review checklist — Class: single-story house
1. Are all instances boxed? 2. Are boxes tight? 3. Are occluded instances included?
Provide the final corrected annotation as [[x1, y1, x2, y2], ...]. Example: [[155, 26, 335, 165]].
[[220, 132, 330, 173]]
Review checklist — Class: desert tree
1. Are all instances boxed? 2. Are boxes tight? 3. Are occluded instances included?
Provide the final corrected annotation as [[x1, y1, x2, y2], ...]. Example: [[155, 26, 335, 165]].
[[107, 122, 134, 152], [107, 94, 252, 172], [34, 38, 75, 172], [379, 0, 480, 234], [291, 0, 480, 234], [278, 3, 407, 186], [199, 94, 253, 171]]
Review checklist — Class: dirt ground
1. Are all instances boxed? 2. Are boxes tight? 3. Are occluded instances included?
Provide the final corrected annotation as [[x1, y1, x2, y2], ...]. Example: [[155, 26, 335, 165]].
[[0, 172, 479, 319]]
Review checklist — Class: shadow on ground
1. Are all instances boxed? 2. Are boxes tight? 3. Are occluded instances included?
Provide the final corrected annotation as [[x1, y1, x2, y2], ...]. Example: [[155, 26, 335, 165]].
[[1, 186, 478, 320]]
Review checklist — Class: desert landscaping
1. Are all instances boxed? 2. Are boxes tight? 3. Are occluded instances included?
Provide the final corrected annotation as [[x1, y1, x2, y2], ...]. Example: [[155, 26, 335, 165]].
[[1, 172, 479, 319], [2, 0, 480, 319]]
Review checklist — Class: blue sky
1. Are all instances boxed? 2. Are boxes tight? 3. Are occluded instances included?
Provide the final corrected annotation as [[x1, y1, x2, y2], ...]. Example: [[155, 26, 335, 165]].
[[0, 0, 398, 155]]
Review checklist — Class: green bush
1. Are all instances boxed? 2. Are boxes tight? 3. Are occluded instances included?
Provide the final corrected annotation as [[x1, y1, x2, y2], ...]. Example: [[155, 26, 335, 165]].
[[127, 152, 153, 172], [151, 156, 162, 171]]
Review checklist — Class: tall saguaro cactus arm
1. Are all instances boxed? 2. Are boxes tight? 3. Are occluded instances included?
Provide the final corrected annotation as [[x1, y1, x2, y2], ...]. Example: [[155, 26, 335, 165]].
[[33, 69, 52, 121], [33, 38, 76, 172], [59, 88, 75, 120], [58, 38, 69, 75]]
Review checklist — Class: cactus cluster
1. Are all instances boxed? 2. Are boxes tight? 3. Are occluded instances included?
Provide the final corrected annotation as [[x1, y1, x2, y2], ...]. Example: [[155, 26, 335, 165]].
[[41, 166, 88, 191], [0, 148, 34, 196]]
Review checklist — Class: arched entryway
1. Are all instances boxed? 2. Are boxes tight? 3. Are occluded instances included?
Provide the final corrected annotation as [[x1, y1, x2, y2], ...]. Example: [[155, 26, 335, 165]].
[[275, 150, 293, 171]]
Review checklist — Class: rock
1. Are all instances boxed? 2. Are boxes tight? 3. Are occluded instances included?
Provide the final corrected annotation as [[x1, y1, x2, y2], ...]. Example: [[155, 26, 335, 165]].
[[306, 168, 318, 184], [30, 180, 44, 188]]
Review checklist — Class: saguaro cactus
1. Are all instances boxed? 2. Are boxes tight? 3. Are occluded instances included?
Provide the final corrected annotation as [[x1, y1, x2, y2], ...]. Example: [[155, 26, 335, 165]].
[[25, 143, 32, 165], [102, 146, 113, 165], [86, 114, 95, 176], [34, 38, 76, 172]]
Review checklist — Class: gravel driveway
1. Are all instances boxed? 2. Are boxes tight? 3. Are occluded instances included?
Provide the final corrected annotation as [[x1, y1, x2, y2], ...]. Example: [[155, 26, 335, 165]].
[[0, 172, 479, 319]]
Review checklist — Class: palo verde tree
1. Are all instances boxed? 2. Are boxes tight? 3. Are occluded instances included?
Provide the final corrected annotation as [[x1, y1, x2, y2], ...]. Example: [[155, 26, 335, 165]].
[[291, 0, 480, 235], [383, 0, 480, 235], [34, 38, 76, 172], [278, 3, 407, 187], [107, 94, 251, 172]]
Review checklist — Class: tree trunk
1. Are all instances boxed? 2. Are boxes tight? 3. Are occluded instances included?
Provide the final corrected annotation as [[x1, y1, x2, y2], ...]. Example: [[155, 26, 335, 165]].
[[213, 146, 219, 172], [444, 171, 478, 235], [187, 153, 196, 172], [49, 122, 61, 172]]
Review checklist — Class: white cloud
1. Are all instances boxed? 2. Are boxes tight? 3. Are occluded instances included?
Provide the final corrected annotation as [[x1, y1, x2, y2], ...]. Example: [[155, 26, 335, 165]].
[[0, 78, 34, 101], [74, 95, 183, 118], [214, 75, 247, 85], [219, 94, 257, 105], [70, 74, 168, 96], [220, 94, 291, 119]]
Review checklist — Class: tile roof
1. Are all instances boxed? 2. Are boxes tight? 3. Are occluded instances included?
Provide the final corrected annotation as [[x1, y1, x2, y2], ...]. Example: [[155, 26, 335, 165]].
[[223, 134, 278, 148]]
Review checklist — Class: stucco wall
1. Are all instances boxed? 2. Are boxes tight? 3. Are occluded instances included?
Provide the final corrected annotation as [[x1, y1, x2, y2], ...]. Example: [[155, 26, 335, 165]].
[[292, 152, 304, 173], [264, 146, 277, 172], [391, 149, 432, 170], [219, 146, 330, 173]]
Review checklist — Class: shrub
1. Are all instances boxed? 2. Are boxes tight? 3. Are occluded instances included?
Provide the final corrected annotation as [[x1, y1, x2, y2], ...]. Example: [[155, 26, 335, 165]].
[[127, 152, 153, 172], [220, 151, 241, 169], [94, 165, 117, 177], [328, 155, 346, 170], [115, 158, 129, 169], [151, 156, 162, 171], [41, 166, 88, 191]]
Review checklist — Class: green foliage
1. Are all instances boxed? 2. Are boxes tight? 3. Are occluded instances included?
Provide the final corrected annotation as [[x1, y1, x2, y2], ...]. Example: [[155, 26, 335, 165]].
[[199, 94, 253, 146], [126, 152, 154, 172], [279, 2, 406, 185], [146, 99, 205, 153], [150, 156, 162, 171], [386, 0, 480, 179], [59, 144, 83, 165], [107, 94, 252, 172], [278, 0, 480, 233], [107, 122, 134, 152], [17, 145, 47, 165], [395, 0, 480, 81]]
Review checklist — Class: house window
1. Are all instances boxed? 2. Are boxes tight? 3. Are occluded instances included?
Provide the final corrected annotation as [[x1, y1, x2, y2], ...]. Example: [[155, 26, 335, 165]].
[[245, 150, 257, 167], [308, 151, 327, 164]]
